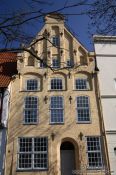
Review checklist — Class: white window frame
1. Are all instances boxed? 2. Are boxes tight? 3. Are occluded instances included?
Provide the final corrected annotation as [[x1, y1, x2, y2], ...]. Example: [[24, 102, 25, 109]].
[[75, 78, 88, 90], [24, 96, 38, 124], [86, 136, 103, 169], [26, 79, 39, 91], [17, 137, 48, 170], [50, 78, 63, 90], [50, 96, 64, 124], [76, 96, 91, 123]]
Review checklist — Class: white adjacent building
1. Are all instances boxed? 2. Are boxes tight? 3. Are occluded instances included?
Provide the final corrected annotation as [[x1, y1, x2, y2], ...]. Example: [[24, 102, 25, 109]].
[[94, 36, 116, 175]]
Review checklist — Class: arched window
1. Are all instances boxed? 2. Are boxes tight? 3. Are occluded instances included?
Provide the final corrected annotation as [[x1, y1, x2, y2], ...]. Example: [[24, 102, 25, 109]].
[[24, 96, 38, 124], [26, 79, 38, 91], [50, 96, 64, 123], [76, 96, 90, 122]]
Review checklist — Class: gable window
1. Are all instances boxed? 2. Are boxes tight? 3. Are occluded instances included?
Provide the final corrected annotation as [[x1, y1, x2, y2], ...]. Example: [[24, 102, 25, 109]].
[[75, 78, 88, 90], [51, 78, 63, 90], [52, 36, 59, 46], [86, 136, 103, 168], [52, 57, 60, 68], [24, 96, 38, 124], [50, 96, 64, 123], [26, 79, 38, 91], [18, 137, 48, 170], [76, 96, 90, 122]]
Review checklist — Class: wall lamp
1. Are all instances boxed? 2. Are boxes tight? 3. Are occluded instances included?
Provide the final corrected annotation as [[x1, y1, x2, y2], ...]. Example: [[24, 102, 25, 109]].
[[51, 132, 55, 141], [44, 72, 47, 78], [68, 72, 71, 78], [79, 132, 84, 141], [60, 32, 63, 37], [44, 96, 48, 104], [69, 96, 72, 104], [73, 49, 77, 55]]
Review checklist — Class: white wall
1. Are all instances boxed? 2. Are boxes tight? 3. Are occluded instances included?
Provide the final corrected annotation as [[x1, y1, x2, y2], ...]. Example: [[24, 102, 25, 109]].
[[97, 56, 116, 95], [102, 98, 116, 131], [94, 39, 116, 175], [106, 134, 116, 175]]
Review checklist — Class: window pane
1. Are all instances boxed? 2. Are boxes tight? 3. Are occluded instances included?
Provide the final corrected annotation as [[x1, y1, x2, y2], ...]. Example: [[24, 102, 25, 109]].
[[87, 137, 103, 168], [19, 138, 32, 152], [52, 36, 59, 46], [19, 154, 32, 169], [51, 78, 63, 90], [26, 79, 38, 91], [50, 96, 64, 123], [52, 58, 60, 68], [18, 137, 48, 170], [24, 97, 38, 124], [75, 79, 87, 90], [77, 96, 90, 122]]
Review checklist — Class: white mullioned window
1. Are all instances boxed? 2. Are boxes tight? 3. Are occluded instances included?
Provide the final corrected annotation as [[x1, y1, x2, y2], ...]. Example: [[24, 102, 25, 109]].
[[76, 96, 90, 122], [75, 78, 88, 90], [52, 36, 59, 46], [86, 136, 103, 168], [24, 96, 38, 124], [51, 78, 63, 90], [18, 137, 48, 170], [26, 79, 38, 91], [50, 96, 64, 123]]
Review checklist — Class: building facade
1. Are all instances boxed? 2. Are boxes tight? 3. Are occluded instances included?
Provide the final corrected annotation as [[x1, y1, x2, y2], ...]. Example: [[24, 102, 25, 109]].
[[94, 36, 116, 175], [5, 14, 109, 175], [0, 52, 17, 175]]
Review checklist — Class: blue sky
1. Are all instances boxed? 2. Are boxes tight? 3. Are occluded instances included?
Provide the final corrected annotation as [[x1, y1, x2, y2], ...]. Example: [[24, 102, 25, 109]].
[[0, 0, 95, 51]]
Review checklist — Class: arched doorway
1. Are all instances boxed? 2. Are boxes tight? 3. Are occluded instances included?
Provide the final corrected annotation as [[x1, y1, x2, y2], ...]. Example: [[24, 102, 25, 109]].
[[60, 141, 75, 175]]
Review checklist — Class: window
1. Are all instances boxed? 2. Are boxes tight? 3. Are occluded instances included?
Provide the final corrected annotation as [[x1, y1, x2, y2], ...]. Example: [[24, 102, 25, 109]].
[[52, 58, 60, 68], [76, 96, 90, 122], [26, 79, 38, 91], [24, 96, 38, 124], [67, 59, 73, 67], [75, 78, 88, 90], [86, 137, 103, 168], [52, 36, 59, 46], [28, 56, 34, 66], [18, 137, 48, 170], [50, 96, 64, 123], [51, 78, 63, 90]]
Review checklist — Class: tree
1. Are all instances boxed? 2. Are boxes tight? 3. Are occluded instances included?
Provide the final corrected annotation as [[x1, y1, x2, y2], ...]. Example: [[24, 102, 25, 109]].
[[0, 0, 116, 68]]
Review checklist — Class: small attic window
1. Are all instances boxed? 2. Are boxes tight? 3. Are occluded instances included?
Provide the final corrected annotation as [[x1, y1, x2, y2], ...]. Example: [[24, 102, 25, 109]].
[[28, 56, 35, 66]]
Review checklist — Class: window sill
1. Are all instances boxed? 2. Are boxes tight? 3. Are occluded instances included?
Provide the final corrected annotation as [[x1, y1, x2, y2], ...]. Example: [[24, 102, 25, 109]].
[[23, 123, 38, 125], [16, 168, 48, 172], [19, 90, 41, 92], [87, 167, 104, 170], [73, 89, 90, 91], [48, 89, 66, 91], [77, 121, 91, 124], [49, 122, 64, 125]]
